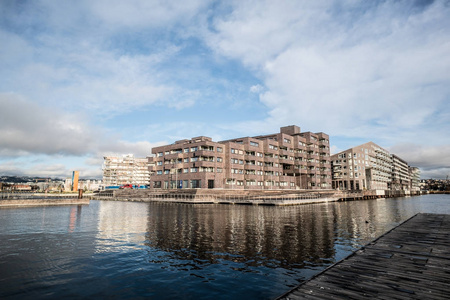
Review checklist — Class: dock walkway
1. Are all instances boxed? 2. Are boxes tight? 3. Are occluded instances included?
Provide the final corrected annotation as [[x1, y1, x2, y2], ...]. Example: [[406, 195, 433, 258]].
[[277, 213, 450, 299]]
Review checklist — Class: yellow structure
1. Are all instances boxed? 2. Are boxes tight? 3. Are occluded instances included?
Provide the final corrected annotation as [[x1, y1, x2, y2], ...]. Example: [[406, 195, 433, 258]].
[[72, 171, 79, 192]]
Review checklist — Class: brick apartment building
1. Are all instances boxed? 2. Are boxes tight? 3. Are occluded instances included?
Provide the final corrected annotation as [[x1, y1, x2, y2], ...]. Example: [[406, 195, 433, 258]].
[[149, 125, 332, 190], [331, 142, 418, 192]]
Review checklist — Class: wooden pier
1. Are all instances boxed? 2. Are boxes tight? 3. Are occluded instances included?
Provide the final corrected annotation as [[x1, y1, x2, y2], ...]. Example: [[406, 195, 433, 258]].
[[277, 213, 450, 299]]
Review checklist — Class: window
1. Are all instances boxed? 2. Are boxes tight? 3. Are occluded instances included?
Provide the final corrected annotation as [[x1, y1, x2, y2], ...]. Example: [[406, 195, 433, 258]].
[[183, 168, 188, 173], [217, 147, 223, 152], [165, 151, 170, 155], [190, 180, 201, 188], [164, 170, 170, 174], [153, 181, 161, 188], [250, 141, 259, 147], [191, 147, 198, 152], [217, 157, 223, 162], [190, 167, 198, 173], [157, 152, 163, 157], [157, 170, 163, 175], [217, 168, 223, 173], [157, 161, 162, 166], [191, 157, 198, 162], [184, 148, 189, 153]]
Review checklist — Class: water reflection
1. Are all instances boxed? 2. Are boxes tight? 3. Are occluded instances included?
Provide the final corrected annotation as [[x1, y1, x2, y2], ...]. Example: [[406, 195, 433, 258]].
[[144, 200, 394, 275], [0, 195, 449, 300], [68, 205, 82, 233], [95, 201, 149, 252]]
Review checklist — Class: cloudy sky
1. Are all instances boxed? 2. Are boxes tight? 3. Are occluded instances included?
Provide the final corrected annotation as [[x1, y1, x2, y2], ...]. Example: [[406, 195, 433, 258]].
[[1, 0, 449, 179]]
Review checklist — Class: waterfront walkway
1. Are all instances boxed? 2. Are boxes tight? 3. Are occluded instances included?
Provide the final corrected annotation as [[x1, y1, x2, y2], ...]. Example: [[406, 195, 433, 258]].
[[277, 213, 450, 299]]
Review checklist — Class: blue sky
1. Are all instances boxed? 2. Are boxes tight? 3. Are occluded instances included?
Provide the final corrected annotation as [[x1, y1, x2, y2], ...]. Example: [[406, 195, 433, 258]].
[[1, 0, 449, 179]]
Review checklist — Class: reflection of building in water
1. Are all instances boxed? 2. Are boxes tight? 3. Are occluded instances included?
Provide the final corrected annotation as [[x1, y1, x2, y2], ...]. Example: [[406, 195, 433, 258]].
[[96, 201, 149, 252], [145, 203, 336, 267], [68, 205, 83, 233]]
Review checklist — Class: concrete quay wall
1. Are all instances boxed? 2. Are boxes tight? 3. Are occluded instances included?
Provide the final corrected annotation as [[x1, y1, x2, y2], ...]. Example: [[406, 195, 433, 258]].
[[0, 198, 90, 207], [95, 189, 348, 206], [93, 189, 425, 206]]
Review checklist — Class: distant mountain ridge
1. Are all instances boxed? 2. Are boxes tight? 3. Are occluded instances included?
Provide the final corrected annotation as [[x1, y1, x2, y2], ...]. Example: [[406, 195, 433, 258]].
[[0, 176, 63, 183]]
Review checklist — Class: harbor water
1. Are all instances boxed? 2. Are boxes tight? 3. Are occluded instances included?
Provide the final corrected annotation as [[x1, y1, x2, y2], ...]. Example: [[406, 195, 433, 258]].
[[0, 194, 449, 299]]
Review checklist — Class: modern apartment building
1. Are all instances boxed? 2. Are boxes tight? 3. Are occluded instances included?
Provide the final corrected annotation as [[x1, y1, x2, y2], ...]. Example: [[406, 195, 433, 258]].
[[409, 167, 421, 192], [102, 154, 150, 186], [331, 142, 415, 192], [391, 154, 410, 191], [149, 125, 332, 190]]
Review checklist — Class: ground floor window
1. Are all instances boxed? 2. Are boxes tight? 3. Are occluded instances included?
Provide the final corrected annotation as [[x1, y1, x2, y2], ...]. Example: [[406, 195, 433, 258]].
[[153, 181, 161, 188], [190, 180, 201, 188]]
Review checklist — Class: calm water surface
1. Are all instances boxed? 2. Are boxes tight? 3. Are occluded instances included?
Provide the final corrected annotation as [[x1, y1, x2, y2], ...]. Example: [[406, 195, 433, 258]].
[[0, 194, 449, 299]]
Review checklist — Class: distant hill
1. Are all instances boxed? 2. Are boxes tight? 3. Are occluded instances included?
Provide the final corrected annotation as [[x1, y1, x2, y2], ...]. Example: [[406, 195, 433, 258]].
[[0, 176, 100, 183], [0, 176, 63, 184]]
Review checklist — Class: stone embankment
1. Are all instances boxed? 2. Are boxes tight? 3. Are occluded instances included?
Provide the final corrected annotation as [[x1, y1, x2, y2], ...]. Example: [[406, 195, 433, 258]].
[[0, 192, 90, 207], [92, 189, 423, 206]]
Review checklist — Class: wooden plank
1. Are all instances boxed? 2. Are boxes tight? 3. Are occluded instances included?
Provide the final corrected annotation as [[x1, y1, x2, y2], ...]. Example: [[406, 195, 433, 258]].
[[277, 214, 450, 300]]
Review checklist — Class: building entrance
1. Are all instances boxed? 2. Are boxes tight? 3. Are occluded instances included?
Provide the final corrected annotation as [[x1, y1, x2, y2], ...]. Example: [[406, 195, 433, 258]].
[[208, 180, 214, 189]]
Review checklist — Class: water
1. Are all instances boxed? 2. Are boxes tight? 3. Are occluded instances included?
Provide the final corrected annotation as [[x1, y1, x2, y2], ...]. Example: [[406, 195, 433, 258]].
[[0, 194, 449, 299]]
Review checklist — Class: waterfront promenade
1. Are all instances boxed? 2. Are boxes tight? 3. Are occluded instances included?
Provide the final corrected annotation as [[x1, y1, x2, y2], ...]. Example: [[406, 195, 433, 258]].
[[277, 213, 450, 299]]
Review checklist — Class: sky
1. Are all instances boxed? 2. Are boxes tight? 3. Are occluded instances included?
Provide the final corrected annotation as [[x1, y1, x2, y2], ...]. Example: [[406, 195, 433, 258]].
[[1, 0, 449, 180]]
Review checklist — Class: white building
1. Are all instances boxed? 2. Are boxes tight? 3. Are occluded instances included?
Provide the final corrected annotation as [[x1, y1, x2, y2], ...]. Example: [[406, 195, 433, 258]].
[[103, 154, 150, 186]]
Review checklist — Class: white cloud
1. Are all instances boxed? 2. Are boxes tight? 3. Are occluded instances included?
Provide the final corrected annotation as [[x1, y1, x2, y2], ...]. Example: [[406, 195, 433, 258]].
[[89, 0, 210, 29], [389, 143, 450, 169], [206, 1, 450, 144], [1, 92, 160, 157], [250, 84, 264, 94]]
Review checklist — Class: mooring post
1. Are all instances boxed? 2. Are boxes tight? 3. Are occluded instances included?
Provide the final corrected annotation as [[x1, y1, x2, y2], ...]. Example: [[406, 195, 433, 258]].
[[78, 189, 83, 199]]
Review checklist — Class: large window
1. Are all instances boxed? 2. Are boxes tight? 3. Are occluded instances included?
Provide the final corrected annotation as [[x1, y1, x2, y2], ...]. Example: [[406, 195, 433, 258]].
[[190, 180, 201, 188]]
